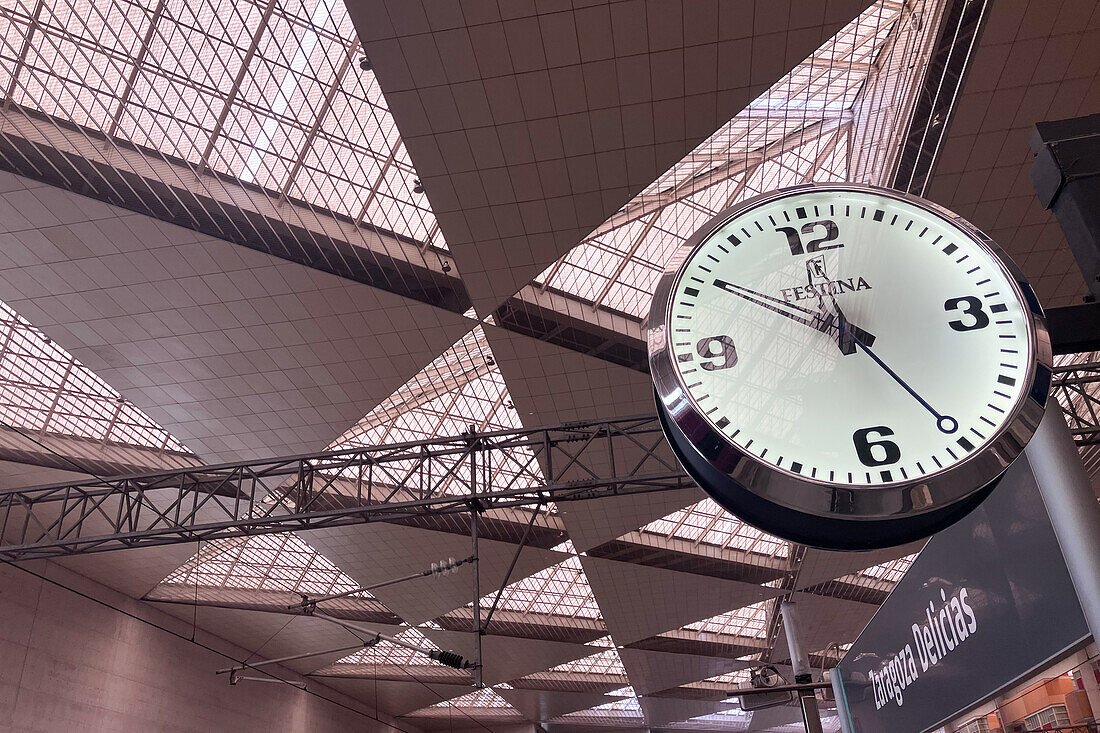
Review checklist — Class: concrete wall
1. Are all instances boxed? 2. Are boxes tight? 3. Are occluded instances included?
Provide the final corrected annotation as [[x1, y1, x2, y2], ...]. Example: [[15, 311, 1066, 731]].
[[0, 559, 418, 733]]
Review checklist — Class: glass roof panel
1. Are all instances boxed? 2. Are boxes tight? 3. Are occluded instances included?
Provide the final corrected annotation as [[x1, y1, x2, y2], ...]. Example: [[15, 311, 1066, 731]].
[[325, 324, 544, 495], [551, 646, 626, 676], [334, 626, 442, 667], [162, 532, 365, 597], [0, 298, 191, 454], [640, 498, 789, 561], [477, 551, 601, 620], [1, 0, 443, 249], [532, 0, 907, 318], [683, 600, 772, 640]]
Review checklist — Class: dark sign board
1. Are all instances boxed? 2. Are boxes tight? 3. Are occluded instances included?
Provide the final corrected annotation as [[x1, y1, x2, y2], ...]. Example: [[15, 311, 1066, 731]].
[[834, 454, 1089, 733]]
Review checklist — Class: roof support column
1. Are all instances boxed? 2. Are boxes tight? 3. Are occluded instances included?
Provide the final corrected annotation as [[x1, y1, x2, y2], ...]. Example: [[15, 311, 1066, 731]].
[[781, 600, 825, 733]]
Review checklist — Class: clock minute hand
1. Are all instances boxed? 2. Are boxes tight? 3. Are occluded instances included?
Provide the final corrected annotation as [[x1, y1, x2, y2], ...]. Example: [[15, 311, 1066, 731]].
[[712, 280, 874, 356], [840, 311, 959, 435]]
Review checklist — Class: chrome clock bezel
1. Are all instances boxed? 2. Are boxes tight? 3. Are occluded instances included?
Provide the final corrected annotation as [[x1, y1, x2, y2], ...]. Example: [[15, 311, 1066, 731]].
[[648, 183, 1052, 549]]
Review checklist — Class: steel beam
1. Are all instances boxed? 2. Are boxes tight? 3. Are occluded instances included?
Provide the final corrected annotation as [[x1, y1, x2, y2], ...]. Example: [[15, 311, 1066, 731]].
[[0, 416, 689, 561]]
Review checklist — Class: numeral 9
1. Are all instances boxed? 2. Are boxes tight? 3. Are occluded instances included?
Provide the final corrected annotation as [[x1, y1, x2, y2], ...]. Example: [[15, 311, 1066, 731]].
[[696, 335, 737, 371]]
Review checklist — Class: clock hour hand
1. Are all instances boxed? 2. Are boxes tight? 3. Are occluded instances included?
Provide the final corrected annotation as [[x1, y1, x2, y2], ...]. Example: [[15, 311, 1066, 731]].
[[712, 279, 874, 356]]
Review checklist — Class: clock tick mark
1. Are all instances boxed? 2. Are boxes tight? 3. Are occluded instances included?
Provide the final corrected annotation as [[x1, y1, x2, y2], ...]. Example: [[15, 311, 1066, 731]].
[[687, 381, 702, 388], [706, 254, 720, 262], [741, 227, 752, 238], [970, 427, 985, 440], [994, 390, 1011, 399], [873, 209, 885, 222], [984, 291, 1000, 298], [991, 303, 1008, 313], [796, 206, 807, 219], [933, 235, 942, 244], [900, 466, 908, 479], [995, 319, 1011, 325], [967, 266, 980, 275], [905, 220, 913, 231], [705, 406, 718, 415], [998, 334, 1016, 339], [955, 254, 969, 263], [676, 353, 693, 362], [678, 301, 695, 307], [811, 467, 818, 478], [981, 416, 996, 427], [1000, 362, 1017, 369], [943, 243, 957, 255], [791, 461, 802, 473], [976, 279, 991, 286], [957, 436, 975, 452], [946, 447, 958, 460], [782, 211, 791, 222], [919, 227, 928, 237], [988, 403, 1005, 413], [813, 205, 820, 217], [745, 439, 754, 448], [1001, 348, 1018, 354], [760, 448, 768, 458], [998, 375, 1016, 386], [916, 462, 925, 474], [698, 266, 712, 273], [682, 368, 697, 374], [932, 455, 943, 468], [716, 244, 729, 254], [830, 470, 835, 481], [683, 287, 699, 297], [860, 206, 867, 219], [866, 472, 872, 483], [890, 214, 898, 225], [755, 221, 764, 232], [847, 472, 853, 483], [716, 417, 729, 429], [880, 469, 893, 482], [768, 215, 777, 226]]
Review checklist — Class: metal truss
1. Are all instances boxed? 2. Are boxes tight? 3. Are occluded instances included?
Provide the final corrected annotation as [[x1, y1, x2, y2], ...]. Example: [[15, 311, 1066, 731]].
[[1053, 360, 1100, 446], [0, 415, 689, 562]]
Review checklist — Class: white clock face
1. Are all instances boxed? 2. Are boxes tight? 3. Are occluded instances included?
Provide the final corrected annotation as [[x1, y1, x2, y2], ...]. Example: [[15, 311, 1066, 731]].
[[664, 187, 1034, 487]]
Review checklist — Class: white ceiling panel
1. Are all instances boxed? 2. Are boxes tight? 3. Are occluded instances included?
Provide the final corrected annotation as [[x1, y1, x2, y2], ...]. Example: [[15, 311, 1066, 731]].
[[639, 696, 740, 727], [346, 0, 875, 317], [619, 648, 756, 696], [923, 0, 1100, 308], [0, 173, 472, 463], [772, 592, 878, 659], [301, 522, 568, 625], [581, 555, 783, 645], [421, 628, 595, 686], [499, 688, 626, 722]]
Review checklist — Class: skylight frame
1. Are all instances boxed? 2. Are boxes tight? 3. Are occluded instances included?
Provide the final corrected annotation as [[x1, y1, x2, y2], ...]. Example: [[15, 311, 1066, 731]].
[[0, 0, 447, 254], [531, 0, 922, 321]]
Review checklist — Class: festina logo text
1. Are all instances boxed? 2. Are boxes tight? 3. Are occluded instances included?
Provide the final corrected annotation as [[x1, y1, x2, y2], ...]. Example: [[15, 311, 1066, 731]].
[[780, 277, 872, 303]]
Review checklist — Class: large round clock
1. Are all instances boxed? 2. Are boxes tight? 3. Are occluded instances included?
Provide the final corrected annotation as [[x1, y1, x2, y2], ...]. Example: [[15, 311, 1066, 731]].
[[648, 183, 1051, 550]]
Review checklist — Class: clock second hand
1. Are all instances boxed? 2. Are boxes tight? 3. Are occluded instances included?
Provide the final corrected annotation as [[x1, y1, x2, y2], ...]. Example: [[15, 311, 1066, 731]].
[[841, 315, 959, 434]]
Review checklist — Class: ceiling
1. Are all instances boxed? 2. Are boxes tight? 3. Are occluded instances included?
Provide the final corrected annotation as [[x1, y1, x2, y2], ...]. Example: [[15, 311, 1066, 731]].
[[0, 0, 1098, 731]]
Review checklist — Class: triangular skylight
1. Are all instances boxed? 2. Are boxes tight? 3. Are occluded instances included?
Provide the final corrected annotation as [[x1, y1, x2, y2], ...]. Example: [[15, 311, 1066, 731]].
[[474, 540, 601, 620], [682, 600, 773, 640], [641, 498, 789, 561], [160, 532, 365, 598], [326, 324, 543, 494], [531, 0, 923, 319], [0, 298, 190, 455], [331, 626, 442, 668], [2, 0, 444, 249]]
